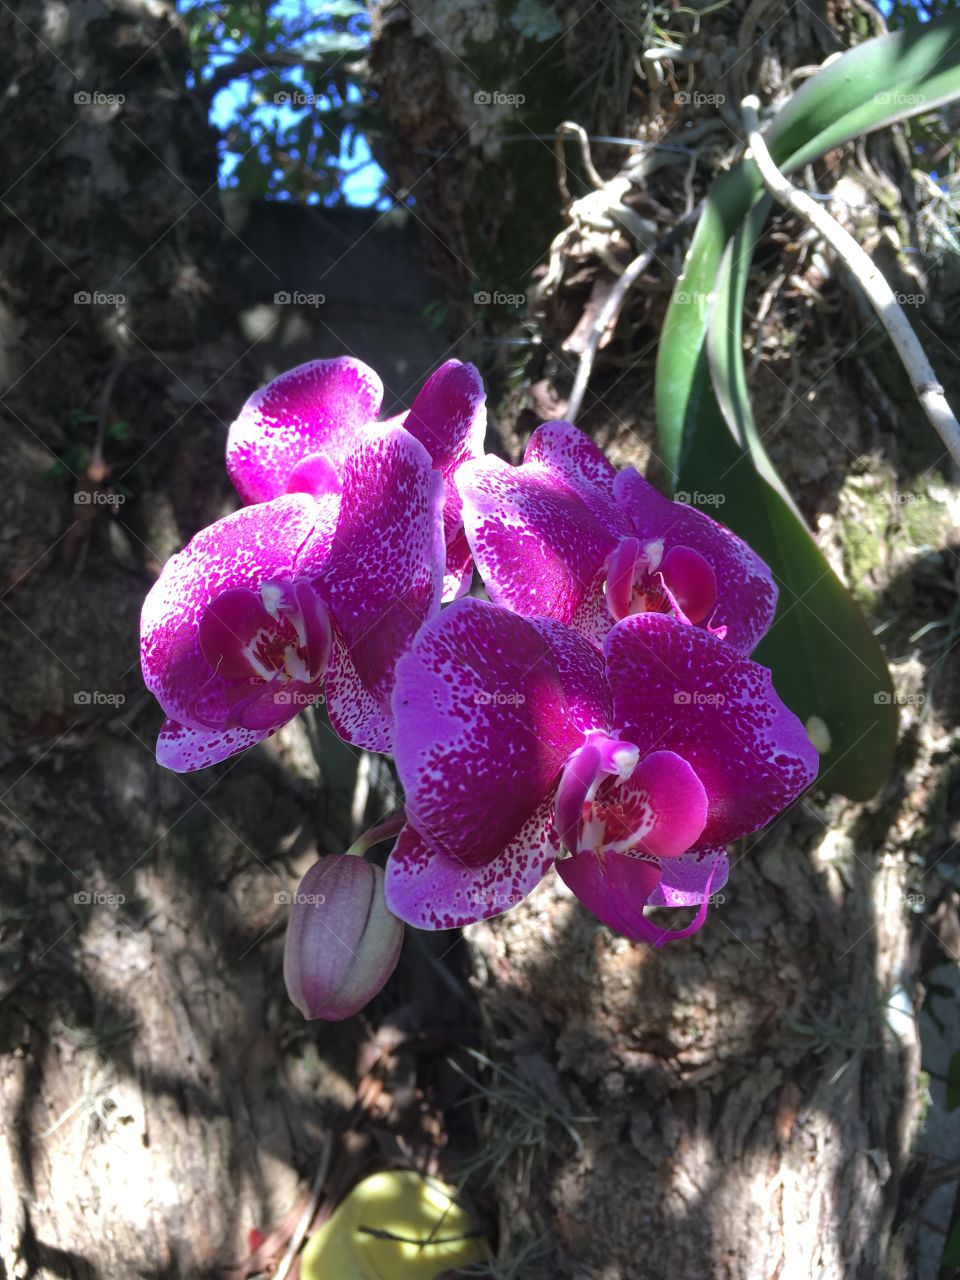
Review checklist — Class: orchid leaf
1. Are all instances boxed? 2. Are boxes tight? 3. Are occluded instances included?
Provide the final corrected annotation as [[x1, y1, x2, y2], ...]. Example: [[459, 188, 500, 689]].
[[655, 12, 960, 798], [701, 211, 896, 799]]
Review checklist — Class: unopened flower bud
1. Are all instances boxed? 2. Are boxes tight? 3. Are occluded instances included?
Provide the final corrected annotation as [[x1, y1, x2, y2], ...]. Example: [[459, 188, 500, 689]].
[[283, 855, 403, 1021]]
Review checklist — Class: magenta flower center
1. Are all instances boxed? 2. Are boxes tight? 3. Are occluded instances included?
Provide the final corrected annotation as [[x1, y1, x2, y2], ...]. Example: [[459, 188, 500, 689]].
[[604, 535, 717, 626], [198, 578, 332, 730], [555, 731, 708, 862]]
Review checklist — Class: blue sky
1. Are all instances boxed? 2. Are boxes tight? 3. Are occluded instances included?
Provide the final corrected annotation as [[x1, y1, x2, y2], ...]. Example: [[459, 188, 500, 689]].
[[180, 0, 387, 205]]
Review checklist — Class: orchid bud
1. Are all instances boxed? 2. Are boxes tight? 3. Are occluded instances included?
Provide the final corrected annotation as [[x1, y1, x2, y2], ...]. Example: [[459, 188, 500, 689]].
[[283, 855, 403, 1021]]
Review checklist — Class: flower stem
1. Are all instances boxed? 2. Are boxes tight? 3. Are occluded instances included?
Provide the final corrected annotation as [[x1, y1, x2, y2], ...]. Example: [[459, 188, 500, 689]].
[[346, 810, 406, 857]]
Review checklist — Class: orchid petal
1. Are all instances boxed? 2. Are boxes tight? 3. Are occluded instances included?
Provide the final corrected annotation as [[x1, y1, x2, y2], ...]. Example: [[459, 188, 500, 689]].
[[384, 802, 559, 930], [605, 613, 818, 847], [285, 452, 343, 498], [617, 750, 708, 859], [613, 468, 777, 654], [401, 359, 486, 480], [523, 420, 620, 521], [649, 846, 729, 908], [659, 544, 716, 625], [140, 495, 323, 730], [156, 718, 273, 772], [556, 848, 662, 939], [393, 599, 610, 868], [226, 358, 383, 504], [321, 426, 445, 752], [458, 453, 621, 625]]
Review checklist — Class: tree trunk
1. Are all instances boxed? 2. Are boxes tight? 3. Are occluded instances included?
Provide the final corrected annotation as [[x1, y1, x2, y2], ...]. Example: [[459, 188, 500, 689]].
[[0, 5, 350, 1276], [368, 3, 957, 1276]]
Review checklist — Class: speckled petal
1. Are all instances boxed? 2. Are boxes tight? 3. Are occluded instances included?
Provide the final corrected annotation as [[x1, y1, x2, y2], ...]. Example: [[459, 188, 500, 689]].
[[140, 495, 322, 730], [604, 613, 818, 847], [384, 803, 559, 929], [321, 426, 445, 752], [442, 523, 474, 602], [649, 846, 729, 908], [523, 420, 620, 521], [401, 360, 486, 481], [156, 718, 272, 772], [458, 454, 622, 626], [226, 358, 383, 504], [613, 468, 777, 654], [393, 599, 610, 868]]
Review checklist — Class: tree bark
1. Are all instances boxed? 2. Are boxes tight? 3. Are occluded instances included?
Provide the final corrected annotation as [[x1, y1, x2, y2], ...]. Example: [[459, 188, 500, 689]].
[[367, 3, 948, 1276], [0, 5, 353, 1276]]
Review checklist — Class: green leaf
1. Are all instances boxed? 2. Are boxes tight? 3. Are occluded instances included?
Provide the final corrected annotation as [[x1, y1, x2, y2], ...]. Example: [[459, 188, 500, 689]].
[[699, 214, 896, 798], [655, 12, 960, 797], [947, 1049, 960, 1111], [657, 11, 960, 478]]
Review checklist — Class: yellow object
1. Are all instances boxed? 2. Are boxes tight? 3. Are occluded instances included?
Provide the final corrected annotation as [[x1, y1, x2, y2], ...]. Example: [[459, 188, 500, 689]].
[[301, 1170, 486, 1280]]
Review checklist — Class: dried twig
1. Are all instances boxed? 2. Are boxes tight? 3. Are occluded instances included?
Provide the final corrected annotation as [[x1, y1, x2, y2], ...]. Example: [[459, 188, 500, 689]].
[[566, 207, 701, 423], [273, 1135, 334, 1280]]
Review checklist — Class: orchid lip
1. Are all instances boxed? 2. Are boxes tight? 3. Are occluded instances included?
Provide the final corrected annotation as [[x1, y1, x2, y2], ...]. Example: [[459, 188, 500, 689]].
[[603, 534, 717, 628], [198, 577, 333, 729], [556, 737, 708, 862], [554, 730, 640, 857]]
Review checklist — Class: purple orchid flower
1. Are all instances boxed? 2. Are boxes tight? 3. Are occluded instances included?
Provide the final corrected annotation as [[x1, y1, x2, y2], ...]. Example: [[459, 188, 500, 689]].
[[225, 356, 486, 602], [384, 598, 817, 941], [457, 419, 777, 653], [141, 426, 444, 771]]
